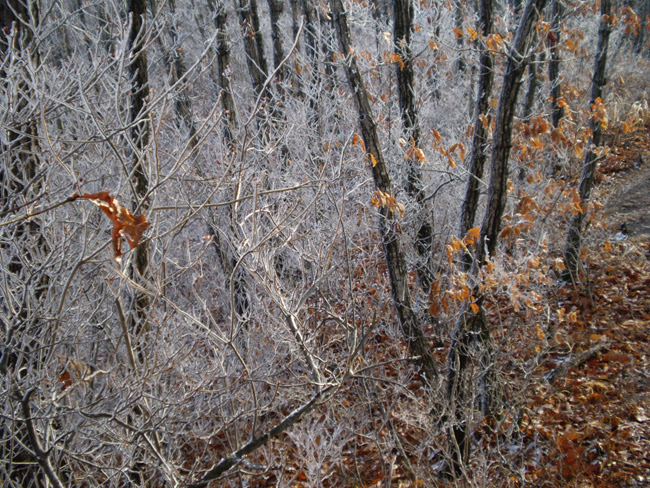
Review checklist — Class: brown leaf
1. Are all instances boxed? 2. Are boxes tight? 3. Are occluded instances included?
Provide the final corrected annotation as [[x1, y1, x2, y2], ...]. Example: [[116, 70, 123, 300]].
[[77, 192, 151, 259]]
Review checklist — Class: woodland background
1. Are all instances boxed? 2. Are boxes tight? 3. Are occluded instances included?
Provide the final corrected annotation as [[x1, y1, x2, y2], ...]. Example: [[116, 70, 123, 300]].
[[1, 0, 649, 486]]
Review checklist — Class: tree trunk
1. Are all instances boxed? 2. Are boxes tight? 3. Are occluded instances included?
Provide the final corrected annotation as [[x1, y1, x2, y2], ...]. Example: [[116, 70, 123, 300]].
[[474, 0, 547, 266], [126, 0, 153, 483], [152, 0, 198, 145], [459, 0, 494, 246], [394, 0, 435, 289], [549, 0, 565, 128], [454, 0, 466, 73], [267, 0, 286, 79], [206, 0, 252, 337], [447, 0, 547, 475], [208, 0, 238, 139], [236, 0, 269, 97], [330, 0, 438, 386], [563, 0, 612, 282], [522, 51, 539, 119], [127, 0, 151, 354]]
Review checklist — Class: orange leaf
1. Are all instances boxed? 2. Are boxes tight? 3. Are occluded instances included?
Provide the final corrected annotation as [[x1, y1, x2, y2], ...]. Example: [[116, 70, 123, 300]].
[[77, 192, 151, 260], [463, 227, 480, 246]]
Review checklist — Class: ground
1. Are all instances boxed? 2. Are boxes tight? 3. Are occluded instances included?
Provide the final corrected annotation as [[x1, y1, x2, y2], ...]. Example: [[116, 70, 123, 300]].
[[525, 125, 650, 487]]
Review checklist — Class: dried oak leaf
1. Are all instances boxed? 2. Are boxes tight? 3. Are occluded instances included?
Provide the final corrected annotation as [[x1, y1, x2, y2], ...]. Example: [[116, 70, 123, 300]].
[[75, 191, 150, 260]]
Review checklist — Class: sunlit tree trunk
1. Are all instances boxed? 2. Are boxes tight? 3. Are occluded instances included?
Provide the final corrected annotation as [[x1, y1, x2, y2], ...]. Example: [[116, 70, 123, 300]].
[[563, 0, 612, 282], [330, 0, 438, 386]]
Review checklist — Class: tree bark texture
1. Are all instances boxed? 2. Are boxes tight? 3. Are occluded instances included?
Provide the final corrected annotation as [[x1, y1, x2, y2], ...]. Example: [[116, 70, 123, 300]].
[[330, 0, 438, 385], [267, 0, 286, 79], [209, 0, 238, 138], [563, 0, 612, 282]]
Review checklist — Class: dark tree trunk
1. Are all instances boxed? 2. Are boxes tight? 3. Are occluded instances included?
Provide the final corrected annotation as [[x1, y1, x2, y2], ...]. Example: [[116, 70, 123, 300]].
[[563, 0, 612, 282], [209, 0, 238, 138], [454, 0, 466, 73], [549, 0, 565, 128], [522, 51, 539, 119], [330, 0, 438, 386], [267, 0, 286, 79], [206, 0, 252, 335], [459, 0, 494, 246], [394, 0, 435, 289], [127, 0, 151, 349], [446, 0, 547, 475], [474, 0, 547, 266], [236, 0, 269, 97]]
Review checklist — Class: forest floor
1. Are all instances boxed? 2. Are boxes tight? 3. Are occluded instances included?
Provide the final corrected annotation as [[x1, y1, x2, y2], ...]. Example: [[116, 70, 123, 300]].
[[522, 126, 650, 487]]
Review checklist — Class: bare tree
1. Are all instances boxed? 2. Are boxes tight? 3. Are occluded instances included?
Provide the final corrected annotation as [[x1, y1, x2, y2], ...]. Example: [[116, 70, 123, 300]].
[[446, 0, 547, 475], [330, 0, 439, 386]]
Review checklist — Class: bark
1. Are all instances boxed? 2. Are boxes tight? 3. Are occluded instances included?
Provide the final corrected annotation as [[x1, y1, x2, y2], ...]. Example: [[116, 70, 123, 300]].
[[549, 0, 565, 128], [447, 0, 547, 474], [126, 1, 152, 482], [394, 0, 434, 289], [330, 0, 438, 385], [236, 0, 269, 97], [454, 0, 466, 73], [459, 0, 494, 246], [207, 0, 252, 335], [563, 0, 612, 282], [151, 0, 198, 145]]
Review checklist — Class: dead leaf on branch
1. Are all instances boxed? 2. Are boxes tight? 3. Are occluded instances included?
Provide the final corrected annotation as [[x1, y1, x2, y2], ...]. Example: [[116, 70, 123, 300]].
[[74, 191, 151, 260]]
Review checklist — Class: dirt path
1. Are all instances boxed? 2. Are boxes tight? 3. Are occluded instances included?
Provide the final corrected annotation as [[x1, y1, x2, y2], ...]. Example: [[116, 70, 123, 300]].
[[604, 144, 650, 242]]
